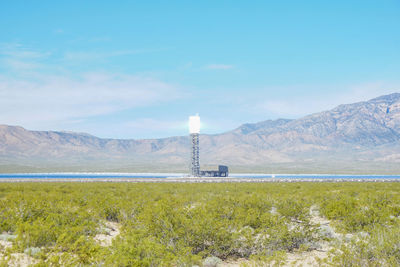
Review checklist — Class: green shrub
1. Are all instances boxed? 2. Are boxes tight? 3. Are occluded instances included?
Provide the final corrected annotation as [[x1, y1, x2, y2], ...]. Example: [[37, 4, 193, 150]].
[[0, 182, 400, 266]]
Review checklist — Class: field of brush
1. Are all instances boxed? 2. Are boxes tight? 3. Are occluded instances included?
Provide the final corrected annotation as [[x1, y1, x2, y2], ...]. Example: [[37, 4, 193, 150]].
[[1, 182, 400, 266]]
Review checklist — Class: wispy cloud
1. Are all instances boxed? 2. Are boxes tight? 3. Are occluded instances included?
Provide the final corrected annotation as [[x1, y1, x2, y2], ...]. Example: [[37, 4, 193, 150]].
[[63, 48, 169, 62], [0, 43, 51, 71], [0, 43, 168, 70], [114, 118, 187, 139], [206, 64, 234, 70], [0, 44, 182, 132], [0, 43, 50, 59], [0, 72, 180, 127], [63, 50, 139, 62], [250, 82, 399, 118], [53, 29, 64, 34]]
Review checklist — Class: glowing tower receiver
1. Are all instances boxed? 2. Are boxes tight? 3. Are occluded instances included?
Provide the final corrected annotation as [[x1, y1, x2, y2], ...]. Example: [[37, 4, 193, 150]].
[[189, 114, 200, 176]]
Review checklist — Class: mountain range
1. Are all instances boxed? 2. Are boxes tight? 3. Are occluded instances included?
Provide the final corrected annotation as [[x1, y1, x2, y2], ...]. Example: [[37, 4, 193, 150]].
[[1, 93, 400, 174]]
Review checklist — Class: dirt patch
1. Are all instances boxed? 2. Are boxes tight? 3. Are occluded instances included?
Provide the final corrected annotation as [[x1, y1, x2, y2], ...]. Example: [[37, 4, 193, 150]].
[[4, 253, 38, 267], [94, 221, 121, 247], [284, 249, 329, 266], [0, 239, 13, 250], [309, 205, 330, 226], [281, 205, 337, 266], [219, 258, 249, 266]]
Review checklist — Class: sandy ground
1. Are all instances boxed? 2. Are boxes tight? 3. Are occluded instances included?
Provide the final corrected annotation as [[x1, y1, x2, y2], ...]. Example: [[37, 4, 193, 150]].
[[6, 253, 38, 267], [0, 239, 12, 250], [94, 221, 121, 247], [1, 235, 39, 267]]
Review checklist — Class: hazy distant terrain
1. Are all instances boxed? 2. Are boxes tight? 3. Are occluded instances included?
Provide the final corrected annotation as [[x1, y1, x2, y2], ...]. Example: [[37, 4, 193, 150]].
[[1, 93, 400, 173]]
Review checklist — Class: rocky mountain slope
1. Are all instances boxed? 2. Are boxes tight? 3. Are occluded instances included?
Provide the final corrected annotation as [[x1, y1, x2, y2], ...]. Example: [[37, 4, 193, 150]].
[[1, 93, 400, 173]]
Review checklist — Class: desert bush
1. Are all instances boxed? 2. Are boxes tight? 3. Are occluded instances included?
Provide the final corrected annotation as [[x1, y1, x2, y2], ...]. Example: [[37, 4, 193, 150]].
[[0, 182, 400, 266]]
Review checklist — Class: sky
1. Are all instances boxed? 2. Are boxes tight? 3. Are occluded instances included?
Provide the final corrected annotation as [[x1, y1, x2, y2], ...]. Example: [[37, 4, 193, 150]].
[[0, 1, 399, 139]]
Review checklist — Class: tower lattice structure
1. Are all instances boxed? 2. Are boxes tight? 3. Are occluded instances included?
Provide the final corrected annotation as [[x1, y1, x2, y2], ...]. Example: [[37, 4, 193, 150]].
[[190, 133, 200, 177]]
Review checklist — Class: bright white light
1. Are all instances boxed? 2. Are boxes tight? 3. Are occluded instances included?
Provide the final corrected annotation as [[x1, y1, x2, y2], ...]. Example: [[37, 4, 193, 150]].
[[189, 115, 200, 134]]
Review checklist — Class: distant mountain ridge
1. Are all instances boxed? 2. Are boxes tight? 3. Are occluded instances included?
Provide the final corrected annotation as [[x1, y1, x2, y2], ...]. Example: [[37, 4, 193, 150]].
[[1, 93, 400, 173]]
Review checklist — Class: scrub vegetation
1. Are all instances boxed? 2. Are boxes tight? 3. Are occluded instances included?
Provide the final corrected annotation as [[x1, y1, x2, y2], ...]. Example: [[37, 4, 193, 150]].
[[0, 182, 400, 266]]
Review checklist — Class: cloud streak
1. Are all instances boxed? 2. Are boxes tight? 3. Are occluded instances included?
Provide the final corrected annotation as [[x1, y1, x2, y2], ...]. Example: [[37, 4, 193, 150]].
[[206, 64, 234, 70], [250, 82, 399, 118], [0, 72, 180, 128], [0, 44, 182, 133], [63, 48, 169, 62]]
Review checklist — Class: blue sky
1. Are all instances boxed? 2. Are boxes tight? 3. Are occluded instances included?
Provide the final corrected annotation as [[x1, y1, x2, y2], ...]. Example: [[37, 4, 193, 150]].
[[0, 1, 399, 138]]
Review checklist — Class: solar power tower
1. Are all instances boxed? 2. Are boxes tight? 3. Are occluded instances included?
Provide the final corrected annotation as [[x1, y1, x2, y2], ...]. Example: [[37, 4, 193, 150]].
[[189, 115, 200, 177]]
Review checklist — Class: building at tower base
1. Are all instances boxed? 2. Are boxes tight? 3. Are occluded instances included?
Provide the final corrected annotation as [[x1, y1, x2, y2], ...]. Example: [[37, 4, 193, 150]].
[[200, 165, 229, 177]]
